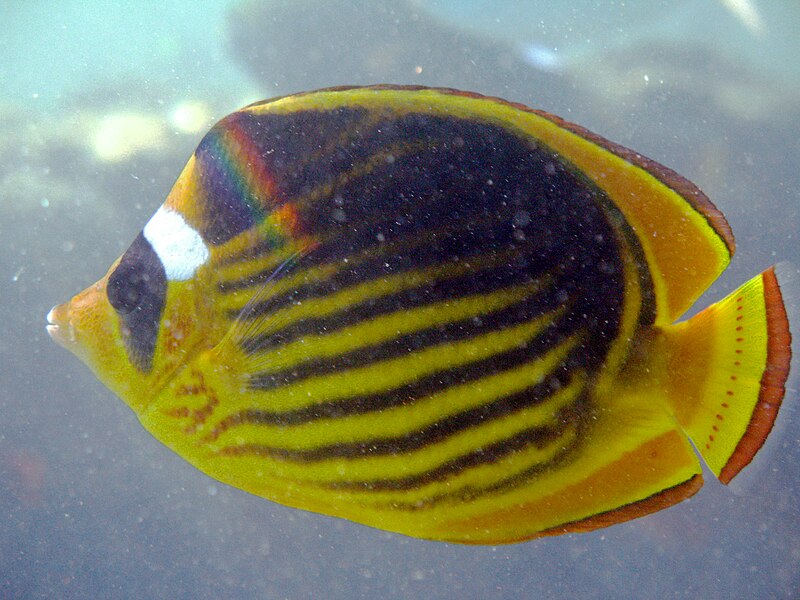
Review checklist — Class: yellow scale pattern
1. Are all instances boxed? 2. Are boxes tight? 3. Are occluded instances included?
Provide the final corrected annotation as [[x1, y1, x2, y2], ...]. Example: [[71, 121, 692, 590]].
[[159, 250, 586, 506]]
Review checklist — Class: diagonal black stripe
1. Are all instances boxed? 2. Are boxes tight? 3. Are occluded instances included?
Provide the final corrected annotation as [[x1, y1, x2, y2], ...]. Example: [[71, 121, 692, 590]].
[[247, 280, 566, 389], [362, 414, 591, 512], [226, 211, 559, 310], [216, 214, 465, 294], [359, 403, 589, 507], [237, 309, 581, 426], [239, 247, 566, 356], [215, 234, 290, 270], [227, 368, 577, 463], [326, 408, 580, 492]]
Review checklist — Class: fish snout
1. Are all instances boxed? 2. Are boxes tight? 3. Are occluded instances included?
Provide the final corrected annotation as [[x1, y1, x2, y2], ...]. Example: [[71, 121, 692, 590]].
[[46, 303, 76, 348]]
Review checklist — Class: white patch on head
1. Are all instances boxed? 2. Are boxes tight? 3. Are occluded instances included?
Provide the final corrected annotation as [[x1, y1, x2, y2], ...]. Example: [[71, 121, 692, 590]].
[[143, 206, 209, 280]]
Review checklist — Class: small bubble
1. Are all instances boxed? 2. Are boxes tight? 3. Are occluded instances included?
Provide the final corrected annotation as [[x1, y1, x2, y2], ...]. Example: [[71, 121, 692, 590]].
[[332, 208, 347, 222], [512, 210, 531, 227], [598, 261, 615, 274], [376, 232, 385, 242]]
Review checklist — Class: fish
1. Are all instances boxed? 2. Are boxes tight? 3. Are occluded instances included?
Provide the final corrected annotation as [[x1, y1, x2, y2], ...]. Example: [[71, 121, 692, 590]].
[[46, 85, 793, 544]]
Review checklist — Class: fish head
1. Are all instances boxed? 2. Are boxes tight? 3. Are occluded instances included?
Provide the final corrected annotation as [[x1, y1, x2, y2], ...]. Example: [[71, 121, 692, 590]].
[[47, 204, 215, 414]]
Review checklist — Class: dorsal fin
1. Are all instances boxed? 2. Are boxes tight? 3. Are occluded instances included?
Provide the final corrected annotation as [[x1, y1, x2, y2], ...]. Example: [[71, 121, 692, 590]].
[[243, 85, 735, 322]]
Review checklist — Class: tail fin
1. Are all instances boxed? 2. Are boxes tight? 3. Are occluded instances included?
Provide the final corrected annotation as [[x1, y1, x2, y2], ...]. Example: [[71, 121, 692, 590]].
[[661, 265, 794, 484]]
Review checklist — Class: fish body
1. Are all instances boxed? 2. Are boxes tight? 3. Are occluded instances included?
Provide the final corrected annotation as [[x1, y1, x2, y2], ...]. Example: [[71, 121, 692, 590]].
[[47, 86, 793, 544]]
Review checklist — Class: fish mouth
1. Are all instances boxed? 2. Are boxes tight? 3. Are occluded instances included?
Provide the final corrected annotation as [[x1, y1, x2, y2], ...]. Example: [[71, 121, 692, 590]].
[[46, 304, 76, 348]]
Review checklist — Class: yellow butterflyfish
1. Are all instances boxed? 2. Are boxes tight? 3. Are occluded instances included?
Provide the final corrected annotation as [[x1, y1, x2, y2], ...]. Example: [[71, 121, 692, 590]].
[[47, 86, 793, 544]]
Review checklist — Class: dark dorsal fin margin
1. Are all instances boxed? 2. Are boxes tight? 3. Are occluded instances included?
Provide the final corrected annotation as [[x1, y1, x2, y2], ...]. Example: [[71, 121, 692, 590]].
[[244, 85, 736, 259]]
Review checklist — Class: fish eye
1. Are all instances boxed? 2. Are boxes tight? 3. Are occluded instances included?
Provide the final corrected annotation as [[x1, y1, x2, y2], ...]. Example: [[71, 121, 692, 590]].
[[107, 263, 148, 315]]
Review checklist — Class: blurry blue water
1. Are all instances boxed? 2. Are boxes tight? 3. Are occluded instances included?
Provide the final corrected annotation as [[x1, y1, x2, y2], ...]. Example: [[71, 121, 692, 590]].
[[2, 1, 798, 599], [0, 0, 251, 110], [415, 0, 800, 92]]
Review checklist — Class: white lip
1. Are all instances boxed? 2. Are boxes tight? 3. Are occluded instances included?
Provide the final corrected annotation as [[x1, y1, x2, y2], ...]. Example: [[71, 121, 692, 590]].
[[46, 305, 75, 345], [46, 307, 58, 337]]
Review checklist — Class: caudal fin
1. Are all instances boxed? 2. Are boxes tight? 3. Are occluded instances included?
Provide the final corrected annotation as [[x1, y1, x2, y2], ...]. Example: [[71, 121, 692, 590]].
[[662, 265, 794, 484]]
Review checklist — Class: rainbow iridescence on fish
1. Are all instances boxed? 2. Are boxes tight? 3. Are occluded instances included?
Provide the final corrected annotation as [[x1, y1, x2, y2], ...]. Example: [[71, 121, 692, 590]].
[[47, 86, 793, 543]]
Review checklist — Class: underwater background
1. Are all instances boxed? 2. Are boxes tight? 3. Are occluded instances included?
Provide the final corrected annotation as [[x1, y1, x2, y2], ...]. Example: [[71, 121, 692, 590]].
[[2, 1, 798, 598]]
